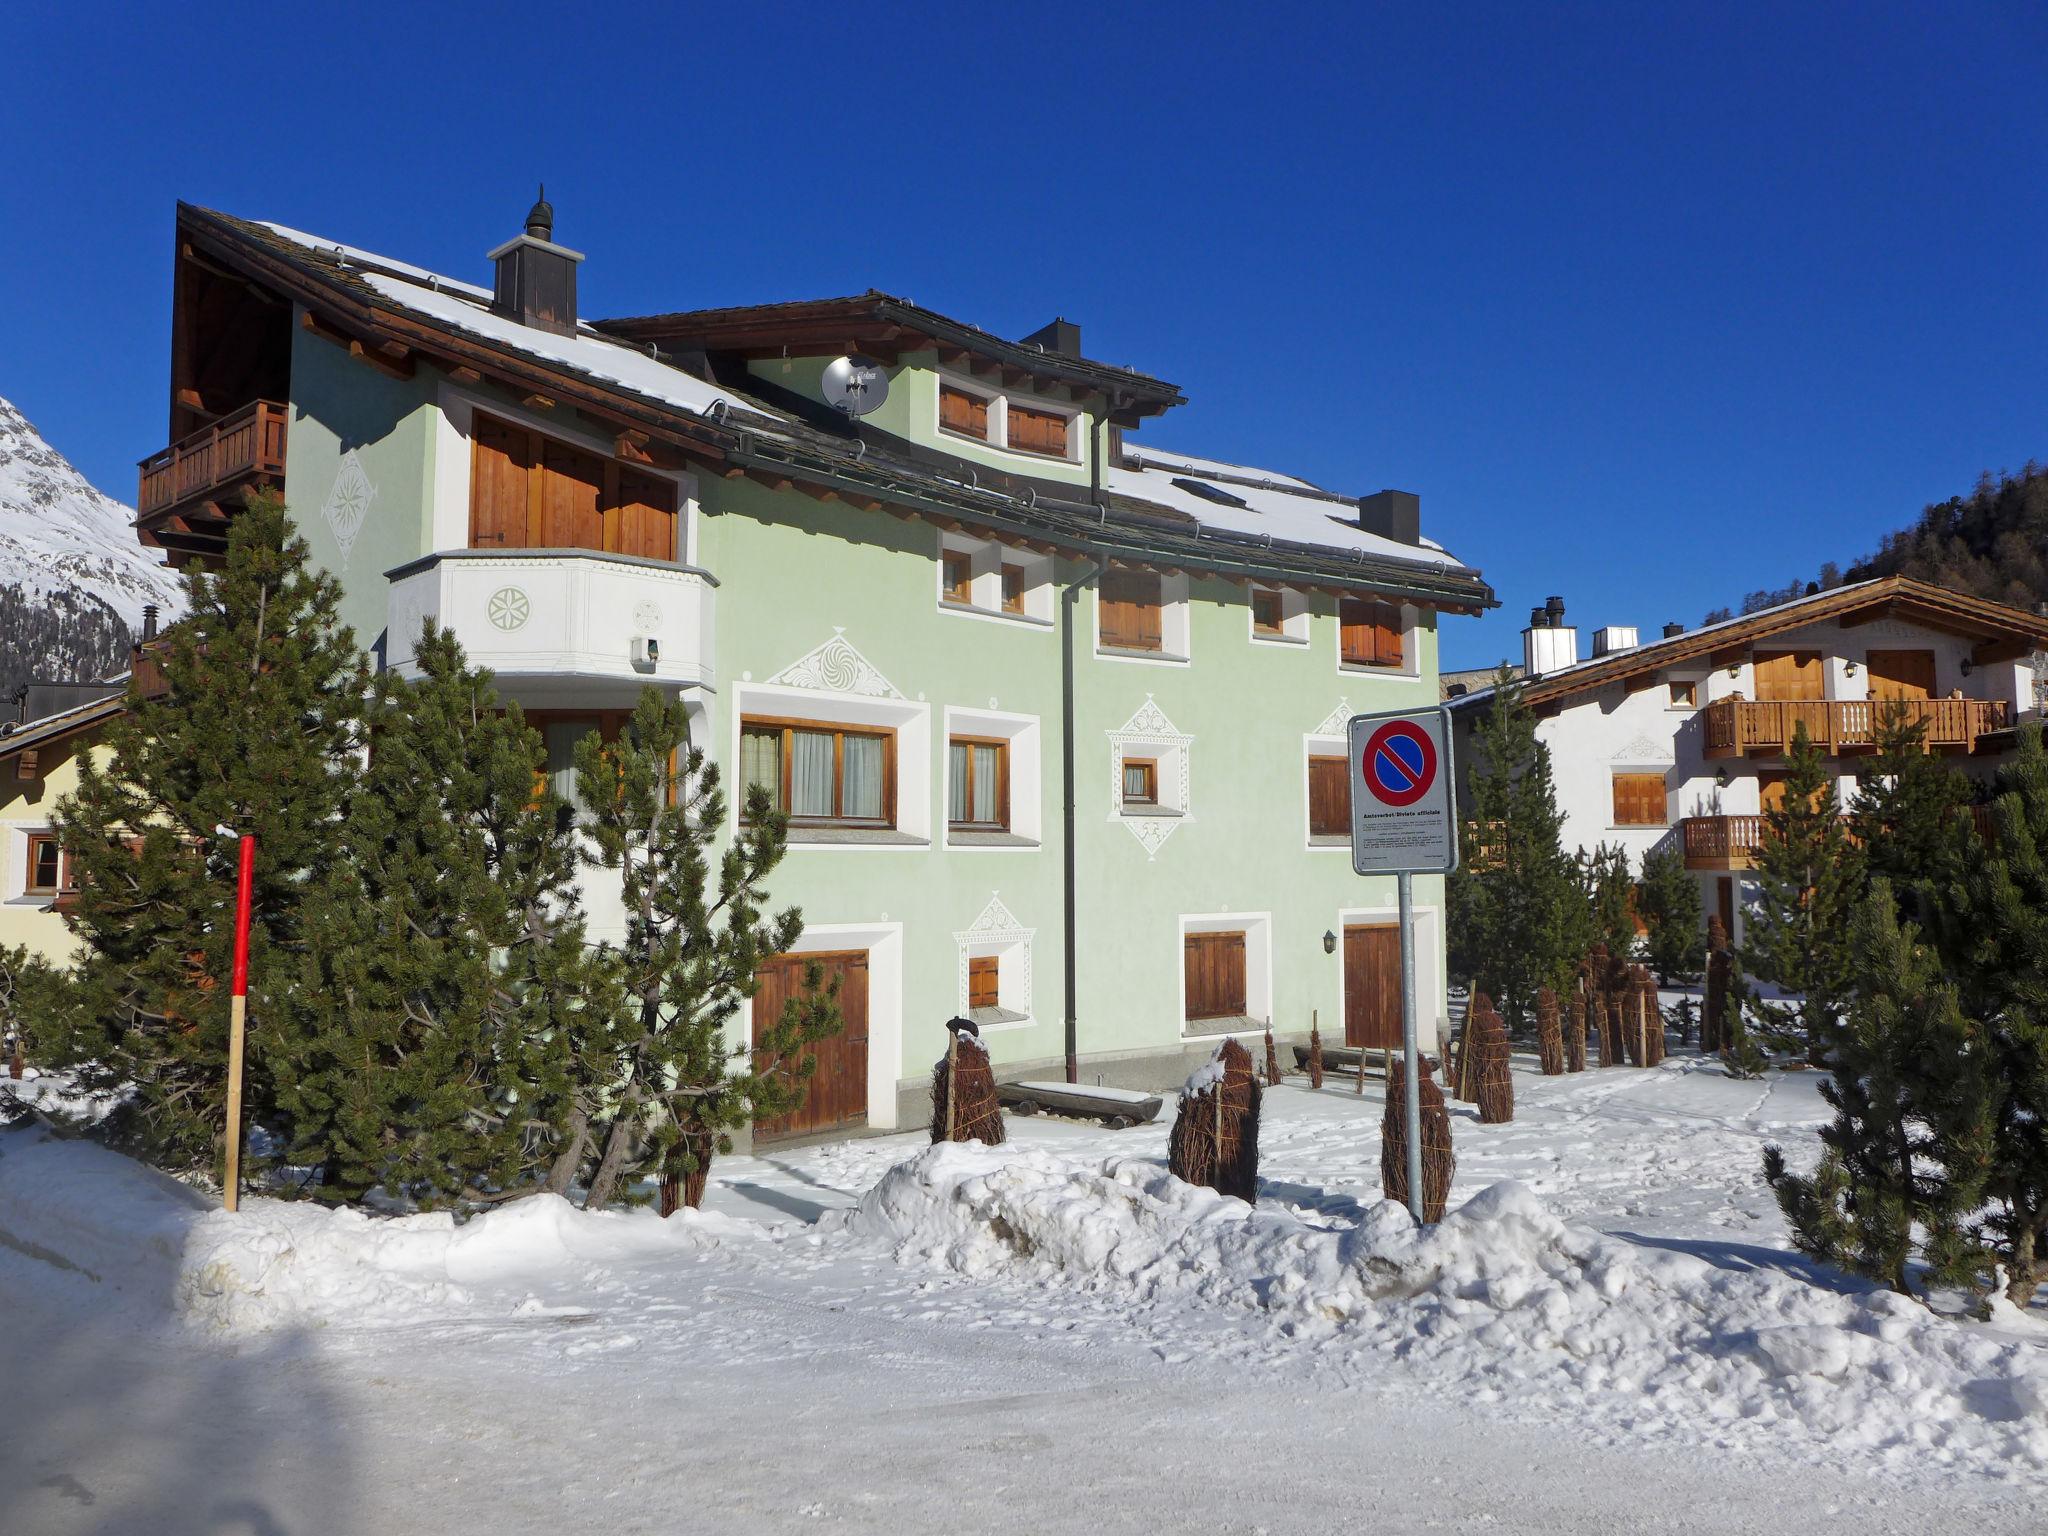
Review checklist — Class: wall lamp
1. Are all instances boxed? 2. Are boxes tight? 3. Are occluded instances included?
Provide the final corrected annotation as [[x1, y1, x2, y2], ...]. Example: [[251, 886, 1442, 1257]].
[[1961, 658, 1975, 678], [1323, 929, 1337, 955]]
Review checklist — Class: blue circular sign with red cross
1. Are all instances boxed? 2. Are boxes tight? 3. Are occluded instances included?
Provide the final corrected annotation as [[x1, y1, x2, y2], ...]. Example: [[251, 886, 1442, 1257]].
[[1362, 719, 1438, 807]]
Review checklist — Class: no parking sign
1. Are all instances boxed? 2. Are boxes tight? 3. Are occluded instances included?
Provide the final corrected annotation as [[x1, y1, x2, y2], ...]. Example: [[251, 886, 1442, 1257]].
[[1347, 706, 1458, 876]]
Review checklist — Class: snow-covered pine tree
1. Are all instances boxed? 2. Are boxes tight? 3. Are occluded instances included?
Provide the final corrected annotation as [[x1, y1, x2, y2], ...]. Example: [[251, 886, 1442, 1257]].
[[1743, 723, 1860, 1064], [48, 495, 371, 1177], [1636, 844, 1704, 984], [1763, 880, 1990, 1294], [1446, 669, 1588, 1031], [574, 689, 841, 1211], [274, 626, 600, 1205]]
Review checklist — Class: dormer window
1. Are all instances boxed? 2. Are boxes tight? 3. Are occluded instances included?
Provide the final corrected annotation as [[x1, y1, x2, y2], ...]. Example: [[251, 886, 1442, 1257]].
[[936, 373, 1079, 463], [1006, 403, 1069, 459]]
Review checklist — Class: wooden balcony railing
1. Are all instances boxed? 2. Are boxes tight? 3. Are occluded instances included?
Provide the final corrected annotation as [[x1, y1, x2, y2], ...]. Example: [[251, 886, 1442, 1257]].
[[1681, 815, 1765, 870], [136, 400, 288, 519], [1701, 696, 2011, 758]]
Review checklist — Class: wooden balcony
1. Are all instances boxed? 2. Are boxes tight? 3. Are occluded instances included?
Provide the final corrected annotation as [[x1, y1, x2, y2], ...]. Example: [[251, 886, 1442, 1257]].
[[1681, 815, 1765, 870], [1701, 696, 2011, 758], [135, 399, 288, 560]]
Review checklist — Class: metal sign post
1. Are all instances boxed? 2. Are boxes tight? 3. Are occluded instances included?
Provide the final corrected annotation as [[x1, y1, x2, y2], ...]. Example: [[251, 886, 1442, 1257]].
[[1347, 705, 1458, 1225]]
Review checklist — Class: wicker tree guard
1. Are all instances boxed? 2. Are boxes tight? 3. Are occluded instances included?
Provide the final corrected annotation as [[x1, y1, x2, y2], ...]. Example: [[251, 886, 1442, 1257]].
[[1702, 916, 1731, 1054], [1471, 999, 1514, 1123], [1535, 986, 1564, 1075], [658, 1125, 719, 1216], [1592, 993, 1614, 1068], [1168, 1038, 1261, 1203], [1566, 994, 1589, 1073], [930, 1020, 1006, 1145], [1263, 1027, 1283, 1087], [1455, 990, 1493, 1103], [1636, 968, 1666, 1066], [1307, 1015, 1325, 1090], [1381, 1056, 1455, 1222]]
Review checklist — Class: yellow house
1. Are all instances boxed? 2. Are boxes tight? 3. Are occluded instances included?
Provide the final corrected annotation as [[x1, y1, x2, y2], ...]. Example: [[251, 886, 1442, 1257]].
[[0, 694, 123, 964]]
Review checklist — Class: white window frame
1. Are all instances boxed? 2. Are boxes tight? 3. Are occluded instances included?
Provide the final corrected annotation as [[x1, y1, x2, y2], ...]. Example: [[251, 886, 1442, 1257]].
[[1177, 911, 1274, 1039], [1248, 583, 1310, 647], [935, 531, 1054, 628], [727, 683, 932, 849], [943, 706, 1042, 850], [1093, 569, 1192, 666]]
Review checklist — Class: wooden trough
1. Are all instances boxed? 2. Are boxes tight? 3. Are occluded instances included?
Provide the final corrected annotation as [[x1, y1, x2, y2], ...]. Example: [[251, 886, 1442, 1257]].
[[996, 1080, 1165, 1130]]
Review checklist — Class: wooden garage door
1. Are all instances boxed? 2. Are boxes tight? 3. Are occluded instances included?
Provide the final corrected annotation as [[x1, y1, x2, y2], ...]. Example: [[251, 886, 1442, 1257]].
[[1344, 924, 1402, 1050], [1867, 649, 1936, 702], [1754, 650, 1823, 702], [752, 949, 869, 1141]]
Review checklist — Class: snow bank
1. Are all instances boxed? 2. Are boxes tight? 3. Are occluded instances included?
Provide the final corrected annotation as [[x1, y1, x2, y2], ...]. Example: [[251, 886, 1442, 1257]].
[[0, 1128, 746, 1333], [842, 1142, 2048, 1475]]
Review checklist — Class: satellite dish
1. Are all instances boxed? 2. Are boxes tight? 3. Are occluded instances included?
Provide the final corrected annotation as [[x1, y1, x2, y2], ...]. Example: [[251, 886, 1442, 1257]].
[[822, 355, 890, 417]]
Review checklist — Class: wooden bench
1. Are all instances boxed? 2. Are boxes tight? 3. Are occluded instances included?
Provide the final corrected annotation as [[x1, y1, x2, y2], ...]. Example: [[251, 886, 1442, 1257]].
[[996, 1081, 1164, 1129]]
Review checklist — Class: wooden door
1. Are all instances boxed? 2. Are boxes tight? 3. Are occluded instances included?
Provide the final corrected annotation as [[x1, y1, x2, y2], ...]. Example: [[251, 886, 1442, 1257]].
[[1344, 924, 1401, 1050], [537, 437, 605, 549], [1716, 877, 1735, 938], [1867, 649, 1936, 702], [752, 950, 869, 1141], [1753, 650, 1823, 701], [1183, 931, 1247, 1022]]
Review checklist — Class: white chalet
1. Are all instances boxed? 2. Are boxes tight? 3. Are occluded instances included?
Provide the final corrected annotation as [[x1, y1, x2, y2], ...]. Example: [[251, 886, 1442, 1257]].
[[1448, 577, 2048, 943]]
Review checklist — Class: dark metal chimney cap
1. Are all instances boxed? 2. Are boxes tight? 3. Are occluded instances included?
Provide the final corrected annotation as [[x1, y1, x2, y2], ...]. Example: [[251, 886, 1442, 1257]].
[[525, 185, 554, 241], [142, 603, 159, 642]]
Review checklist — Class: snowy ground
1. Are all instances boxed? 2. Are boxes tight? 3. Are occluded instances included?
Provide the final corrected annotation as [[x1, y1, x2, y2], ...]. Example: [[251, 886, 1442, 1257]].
[[5, 1054, 2047, 1535]]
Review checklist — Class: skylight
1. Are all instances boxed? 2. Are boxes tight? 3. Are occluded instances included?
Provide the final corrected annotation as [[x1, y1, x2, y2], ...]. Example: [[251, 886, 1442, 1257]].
[[1170, 477, 1248, 509]]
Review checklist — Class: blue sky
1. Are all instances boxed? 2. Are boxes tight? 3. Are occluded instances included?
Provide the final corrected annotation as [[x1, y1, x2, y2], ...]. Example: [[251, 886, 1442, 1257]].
[[2, 3, 2042, 668]]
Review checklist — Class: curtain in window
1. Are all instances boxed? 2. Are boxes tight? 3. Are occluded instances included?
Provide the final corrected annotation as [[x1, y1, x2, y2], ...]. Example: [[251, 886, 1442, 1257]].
[[545, 722, 591, 808], [791, 730, 836, 818], [1123, 762, 1151, 801], [970, 743, 1000, 824], [739, 729, 782, 812], [841, 734, 885, 820], [948, 741, 968, 823]]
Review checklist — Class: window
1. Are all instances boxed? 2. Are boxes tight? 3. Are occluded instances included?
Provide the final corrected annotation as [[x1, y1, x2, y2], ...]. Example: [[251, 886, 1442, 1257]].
[[1001, 562, 1027, 615], [1183, 930, 1248, 1023], [1308, 755, 1350, 838], [939, 384, 991, 442], [1006, 402, 1069, 459], [1251, 587, 1284, 636], [967, 954, 1000, 1011], [1340, 599, 1405, 668], [1612, 772, 1668, 826], [24, 833, 66, 896], [741, 718, 894, 826], [1100, 567, 1164, 652], [1122, 757, 1159, 806], [942, 549, 974, 605], [948, 737, 1009, 830], [470, 412, 679, 559], [1669, 679, 1697, 708]]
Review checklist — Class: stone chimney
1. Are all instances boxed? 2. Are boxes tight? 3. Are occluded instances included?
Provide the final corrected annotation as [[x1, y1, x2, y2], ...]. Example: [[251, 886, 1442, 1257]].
[[490, 186, 584, 336]]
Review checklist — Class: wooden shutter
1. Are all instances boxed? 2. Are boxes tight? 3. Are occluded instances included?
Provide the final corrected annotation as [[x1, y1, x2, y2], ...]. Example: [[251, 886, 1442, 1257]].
[[1754, 650, 1823, 702], [1102, 568, 1162, 651], [1007, 403, 1068, 458], [612, 466, 678, 560], [1612, 772, 1666, 826], [967, 955, 999, 1010], [943, 551, 973, 604], [470, 413, 533, 548], [1308, 755, 1350, 836], [537, 437, 604, 549], [940, 385, 989, 440], [1252, 587, 1284, 634], [1374, 603, 1404, 665], [1184, 931, 1248, 1022]]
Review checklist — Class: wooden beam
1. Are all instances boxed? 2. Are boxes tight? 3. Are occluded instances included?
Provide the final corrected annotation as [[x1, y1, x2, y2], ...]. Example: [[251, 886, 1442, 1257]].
[[347, 339, 415, 381], [798, 482, 841, 504], [614, 434, 654, 465], [722, 466, 747, 479], [521, 392, 555, 411], [174, 387, 207, 413], [448, 365, 482, 384]]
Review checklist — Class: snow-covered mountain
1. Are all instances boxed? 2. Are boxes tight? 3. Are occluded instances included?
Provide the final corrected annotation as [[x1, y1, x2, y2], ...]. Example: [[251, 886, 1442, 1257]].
[[0, 395, 187, 692]]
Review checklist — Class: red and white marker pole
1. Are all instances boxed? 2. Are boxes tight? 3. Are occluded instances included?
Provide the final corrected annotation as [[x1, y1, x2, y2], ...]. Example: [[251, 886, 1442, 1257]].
[[221, 828, 256, 1213]]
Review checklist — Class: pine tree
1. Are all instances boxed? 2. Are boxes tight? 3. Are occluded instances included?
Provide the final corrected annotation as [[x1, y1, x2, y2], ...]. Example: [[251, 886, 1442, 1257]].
[[273, 626, 601, 1206], [1743, 723, 1861, 1063], [1929, 724, 2048, 1305], [1637, 844, 1705, 984], [1763, 881, 1991, 1294], [1579, 842, 1638, 967], [1719, 950, 1769, 1080], [1848, 700, 1973, 929], [47, 496, 370, 1177], [1447, 669, 1588, 1031], [574, 690, 841, 1211]]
